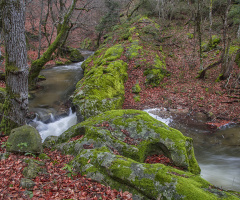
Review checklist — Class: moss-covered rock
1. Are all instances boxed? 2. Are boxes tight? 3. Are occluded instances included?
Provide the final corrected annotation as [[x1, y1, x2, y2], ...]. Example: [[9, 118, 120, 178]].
[[126, 40, 143, 59], [50, 109, 238, 200], [72, 44, 128, 120], [69, 48, 84, 62], [144, 54, 169, 87], [202, 35, 221, 52], [6, 125, 42, 154], [20, 178, 36, 189], [132, 81, 141, 94], [22, 160, 43, 179]]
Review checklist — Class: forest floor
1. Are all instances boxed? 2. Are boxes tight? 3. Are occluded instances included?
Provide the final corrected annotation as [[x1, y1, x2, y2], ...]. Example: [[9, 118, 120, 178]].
[[0, 18, 240, 199], [122, 21, 240, 128]]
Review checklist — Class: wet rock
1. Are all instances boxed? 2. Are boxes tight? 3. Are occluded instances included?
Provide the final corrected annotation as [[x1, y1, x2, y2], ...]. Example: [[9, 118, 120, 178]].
[[7, 125, 42, 154], [69, 48, 84, 62]]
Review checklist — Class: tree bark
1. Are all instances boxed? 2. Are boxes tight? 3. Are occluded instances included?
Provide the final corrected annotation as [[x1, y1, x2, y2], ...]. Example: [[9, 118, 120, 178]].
[[0, 0, 28, 135], [28, 0, 77, 88], [197, 0, 203, 70], [220, 0, 232, 80]]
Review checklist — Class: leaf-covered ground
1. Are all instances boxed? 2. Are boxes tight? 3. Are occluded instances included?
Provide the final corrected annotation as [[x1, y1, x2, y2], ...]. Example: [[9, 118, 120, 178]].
[[0, 136, 133, 200], [121, 20, 240, 127]]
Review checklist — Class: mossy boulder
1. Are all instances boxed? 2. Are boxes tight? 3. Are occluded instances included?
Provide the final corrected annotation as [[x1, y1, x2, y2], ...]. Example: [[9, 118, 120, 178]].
[[132, 82, 141, 94], [20, 178, 36, 189], [6, 125, 42, 154], [202, 35, 221, 52], [22, 160, 43, 179], [72, 44, 127, 120], [144, 54, 169, 87], [69, 48, 84, 62], [50, 109, 238, 199]]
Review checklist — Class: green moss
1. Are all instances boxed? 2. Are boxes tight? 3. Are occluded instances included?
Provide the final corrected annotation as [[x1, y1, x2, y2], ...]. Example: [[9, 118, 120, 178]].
[[51, 109, 239, 199], [202, 35, 221, 52], [144, 54, 169, 87], [229, 45, 240, 55], [69, 48, 84, 62], [80, 38, 92, 49], [126, 40, 143, 59], [134, 95, 140, 102], [6, 125, 42, 154], [132, 82, 141, 94], [103, 44, 124, 61], [187, 33, 194, 39], [55, 60, 64, 65], [73, 58, 128, 119]]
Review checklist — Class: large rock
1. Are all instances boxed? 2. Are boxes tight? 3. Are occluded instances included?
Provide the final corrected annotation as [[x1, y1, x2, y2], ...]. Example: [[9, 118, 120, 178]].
[[69, 48, 84, 62], [7, 125, 42, 154], [72, 44, 128, 120], [45, 109, 239, 199]]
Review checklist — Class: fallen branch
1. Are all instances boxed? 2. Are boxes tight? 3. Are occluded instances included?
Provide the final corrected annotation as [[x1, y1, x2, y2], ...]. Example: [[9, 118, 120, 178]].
[[221, 100, 240, 103], [197, 58, 223, 79]]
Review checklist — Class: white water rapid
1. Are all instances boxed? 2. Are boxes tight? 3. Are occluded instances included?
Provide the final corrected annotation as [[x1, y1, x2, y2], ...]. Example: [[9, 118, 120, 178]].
[[33, 108, 77, 142]]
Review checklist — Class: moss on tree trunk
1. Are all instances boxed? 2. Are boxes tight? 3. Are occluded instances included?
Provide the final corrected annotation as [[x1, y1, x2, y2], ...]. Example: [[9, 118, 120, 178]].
[[28, 0, 77, 88], [0, 0, 28, 135]]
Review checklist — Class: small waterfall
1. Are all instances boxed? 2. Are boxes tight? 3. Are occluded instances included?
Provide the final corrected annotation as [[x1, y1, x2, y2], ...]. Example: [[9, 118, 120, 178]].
[[144, 108, 172, 125], [33, 108, 77, 142]]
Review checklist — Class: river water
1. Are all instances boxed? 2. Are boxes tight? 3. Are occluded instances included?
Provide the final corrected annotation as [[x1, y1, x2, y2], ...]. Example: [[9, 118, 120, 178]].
[[145, 108, 240, 192], [29, 53, 240, 192]]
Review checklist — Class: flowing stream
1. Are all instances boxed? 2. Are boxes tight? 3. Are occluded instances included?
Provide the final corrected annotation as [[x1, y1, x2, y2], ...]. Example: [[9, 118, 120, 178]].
[[145, 108, 240, 192], [29, 53, 240, 192]]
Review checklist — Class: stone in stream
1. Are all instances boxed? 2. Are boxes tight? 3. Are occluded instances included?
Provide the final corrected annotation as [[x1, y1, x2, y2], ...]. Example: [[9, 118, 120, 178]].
[[45, 109, 239, 200]]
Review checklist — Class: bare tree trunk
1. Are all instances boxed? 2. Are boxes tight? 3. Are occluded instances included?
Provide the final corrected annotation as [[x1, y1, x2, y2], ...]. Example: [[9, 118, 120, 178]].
[[237, 24, 240, 39], [0, 0, 28, 135], [209, 0, 213, 43], [197, 0, 203, 70], [37, 0, 44, 59], [220, 0, 232, 80]]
